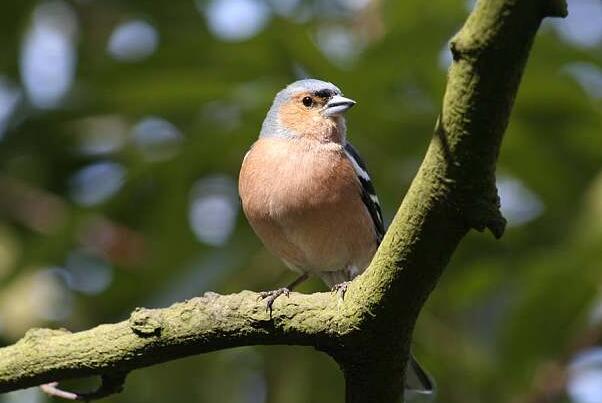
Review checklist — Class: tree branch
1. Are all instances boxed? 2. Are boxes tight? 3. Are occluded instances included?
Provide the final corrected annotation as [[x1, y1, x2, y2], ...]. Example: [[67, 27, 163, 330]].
[[340, 1, 565, 398], [0, 291, 347, 393], [0, 0, 566, 401]]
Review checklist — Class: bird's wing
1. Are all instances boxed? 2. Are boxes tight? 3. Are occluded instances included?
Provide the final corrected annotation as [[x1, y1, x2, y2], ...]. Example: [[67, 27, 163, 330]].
[[343, 142, 385, 243]]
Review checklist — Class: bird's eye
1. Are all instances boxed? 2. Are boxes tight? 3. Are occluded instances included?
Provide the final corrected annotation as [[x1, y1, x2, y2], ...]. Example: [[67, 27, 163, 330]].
[[302, 96, 313, 107]]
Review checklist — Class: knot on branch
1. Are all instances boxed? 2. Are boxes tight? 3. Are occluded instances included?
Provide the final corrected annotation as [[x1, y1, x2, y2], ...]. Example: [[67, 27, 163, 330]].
[[129, 308, 163, 337], [462, 184, 506, 239], [449, 35, 486, 63], [433, 117, 506, 239], [543, 0, 567, 18], [449, 39, 468, 62]]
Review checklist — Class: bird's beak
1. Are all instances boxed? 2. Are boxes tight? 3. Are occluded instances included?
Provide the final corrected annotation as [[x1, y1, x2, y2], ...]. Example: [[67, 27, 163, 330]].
[[322, 95, 356, 117]]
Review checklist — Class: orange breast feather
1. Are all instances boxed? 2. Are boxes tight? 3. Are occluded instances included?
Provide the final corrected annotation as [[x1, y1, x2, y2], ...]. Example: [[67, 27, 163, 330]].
[[239, 137, 377, 274]]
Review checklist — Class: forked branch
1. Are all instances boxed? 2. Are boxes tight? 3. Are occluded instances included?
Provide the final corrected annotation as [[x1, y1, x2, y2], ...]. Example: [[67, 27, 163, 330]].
[[0, 1, 567, 402]]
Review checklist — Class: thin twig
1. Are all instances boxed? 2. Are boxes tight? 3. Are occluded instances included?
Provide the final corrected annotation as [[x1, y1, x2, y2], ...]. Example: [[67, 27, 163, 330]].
[[40, 372, 127, 401]]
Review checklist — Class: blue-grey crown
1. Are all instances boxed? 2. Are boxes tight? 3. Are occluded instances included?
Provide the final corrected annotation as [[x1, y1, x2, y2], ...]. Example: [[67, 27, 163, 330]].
[[284, 79, 341, 96]]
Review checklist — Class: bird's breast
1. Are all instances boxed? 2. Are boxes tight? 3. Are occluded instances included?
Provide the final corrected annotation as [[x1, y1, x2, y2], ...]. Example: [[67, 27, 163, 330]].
[[240, 138, 353, 217], [239, 137, 376, 272]]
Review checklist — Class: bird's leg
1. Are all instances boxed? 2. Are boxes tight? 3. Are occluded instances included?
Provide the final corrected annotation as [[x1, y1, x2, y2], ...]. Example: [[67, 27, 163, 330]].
[[331, 281, 350, 300], [257, 288, 289, 313], [258, 273, 309, 314]]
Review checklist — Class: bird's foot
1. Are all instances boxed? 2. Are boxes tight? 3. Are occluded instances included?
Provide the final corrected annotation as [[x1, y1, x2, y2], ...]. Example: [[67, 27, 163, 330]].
[[258, 287, 290, 314], [331, 281, 350, 300]]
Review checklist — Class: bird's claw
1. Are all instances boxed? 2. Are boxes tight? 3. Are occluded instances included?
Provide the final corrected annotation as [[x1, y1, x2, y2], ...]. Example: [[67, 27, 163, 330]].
[[258, 287, 290, 314], [331, 281, 350, 300]]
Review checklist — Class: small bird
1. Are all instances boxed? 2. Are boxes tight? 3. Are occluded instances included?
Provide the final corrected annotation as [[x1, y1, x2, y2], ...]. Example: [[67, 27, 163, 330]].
[[239, 78, 381, 298], [238, 79, 434, 395]]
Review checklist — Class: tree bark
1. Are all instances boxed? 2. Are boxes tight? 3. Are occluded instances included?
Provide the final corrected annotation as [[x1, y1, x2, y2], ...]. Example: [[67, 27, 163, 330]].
[[0, 0, 567, 401]]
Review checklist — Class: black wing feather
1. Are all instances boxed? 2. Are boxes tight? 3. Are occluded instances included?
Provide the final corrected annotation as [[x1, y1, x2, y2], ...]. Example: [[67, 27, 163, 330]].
[[344, 142, 385, 244]]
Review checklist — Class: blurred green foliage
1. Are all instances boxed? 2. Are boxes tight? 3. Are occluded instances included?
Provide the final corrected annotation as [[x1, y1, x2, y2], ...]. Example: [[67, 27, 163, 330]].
[[0, 0, 600, 402]]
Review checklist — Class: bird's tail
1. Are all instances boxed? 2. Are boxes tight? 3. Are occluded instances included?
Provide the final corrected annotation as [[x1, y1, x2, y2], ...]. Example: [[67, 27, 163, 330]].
[[404, 353, 436, 401]]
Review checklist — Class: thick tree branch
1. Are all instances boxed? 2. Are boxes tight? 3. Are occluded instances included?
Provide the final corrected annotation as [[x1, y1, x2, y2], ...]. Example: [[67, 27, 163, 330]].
[[0, 0, 566, 401], [0, 291, 347, 393], [340, 1, 565, 399]]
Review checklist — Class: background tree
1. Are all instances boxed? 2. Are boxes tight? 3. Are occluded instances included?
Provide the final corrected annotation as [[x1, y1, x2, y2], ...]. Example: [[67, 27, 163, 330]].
[[0, 0, 600, 402]]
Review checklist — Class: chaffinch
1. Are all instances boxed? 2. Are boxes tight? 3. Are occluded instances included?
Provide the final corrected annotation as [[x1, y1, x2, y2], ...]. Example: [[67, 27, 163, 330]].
[[238, 79, 434, 395], [239, 79, 382, 295]]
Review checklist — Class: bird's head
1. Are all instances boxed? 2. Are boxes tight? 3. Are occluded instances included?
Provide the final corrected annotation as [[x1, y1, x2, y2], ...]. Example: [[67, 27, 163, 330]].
[[260, 79, 355, 143]]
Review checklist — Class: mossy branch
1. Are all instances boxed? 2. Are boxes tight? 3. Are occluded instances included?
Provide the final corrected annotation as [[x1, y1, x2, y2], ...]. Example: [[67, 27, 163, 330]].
[[0, 0, 566, 401], [0, 291, 347, 393]]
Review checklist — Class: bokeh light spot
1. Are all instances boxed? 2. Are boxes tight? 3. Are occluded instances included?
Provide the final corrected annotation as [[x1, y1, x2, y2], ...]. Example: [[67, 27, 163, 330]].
[[547, 0, 602, 48], [31, 268, 73, 321], [189, 175, 239, 246], [497, 176, 544, 227], [107, 19, 159, 62], [314, 25, 361, 67], [569, 348, 602, 403], [200, 0, 271, 42], [3, 386, 44, 403], [131, 116, 183, 161], [69, 161, 126, 206], [64, 249, 113, 295], [20, 0, 78, 109], [438, 42, 453, 70]]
